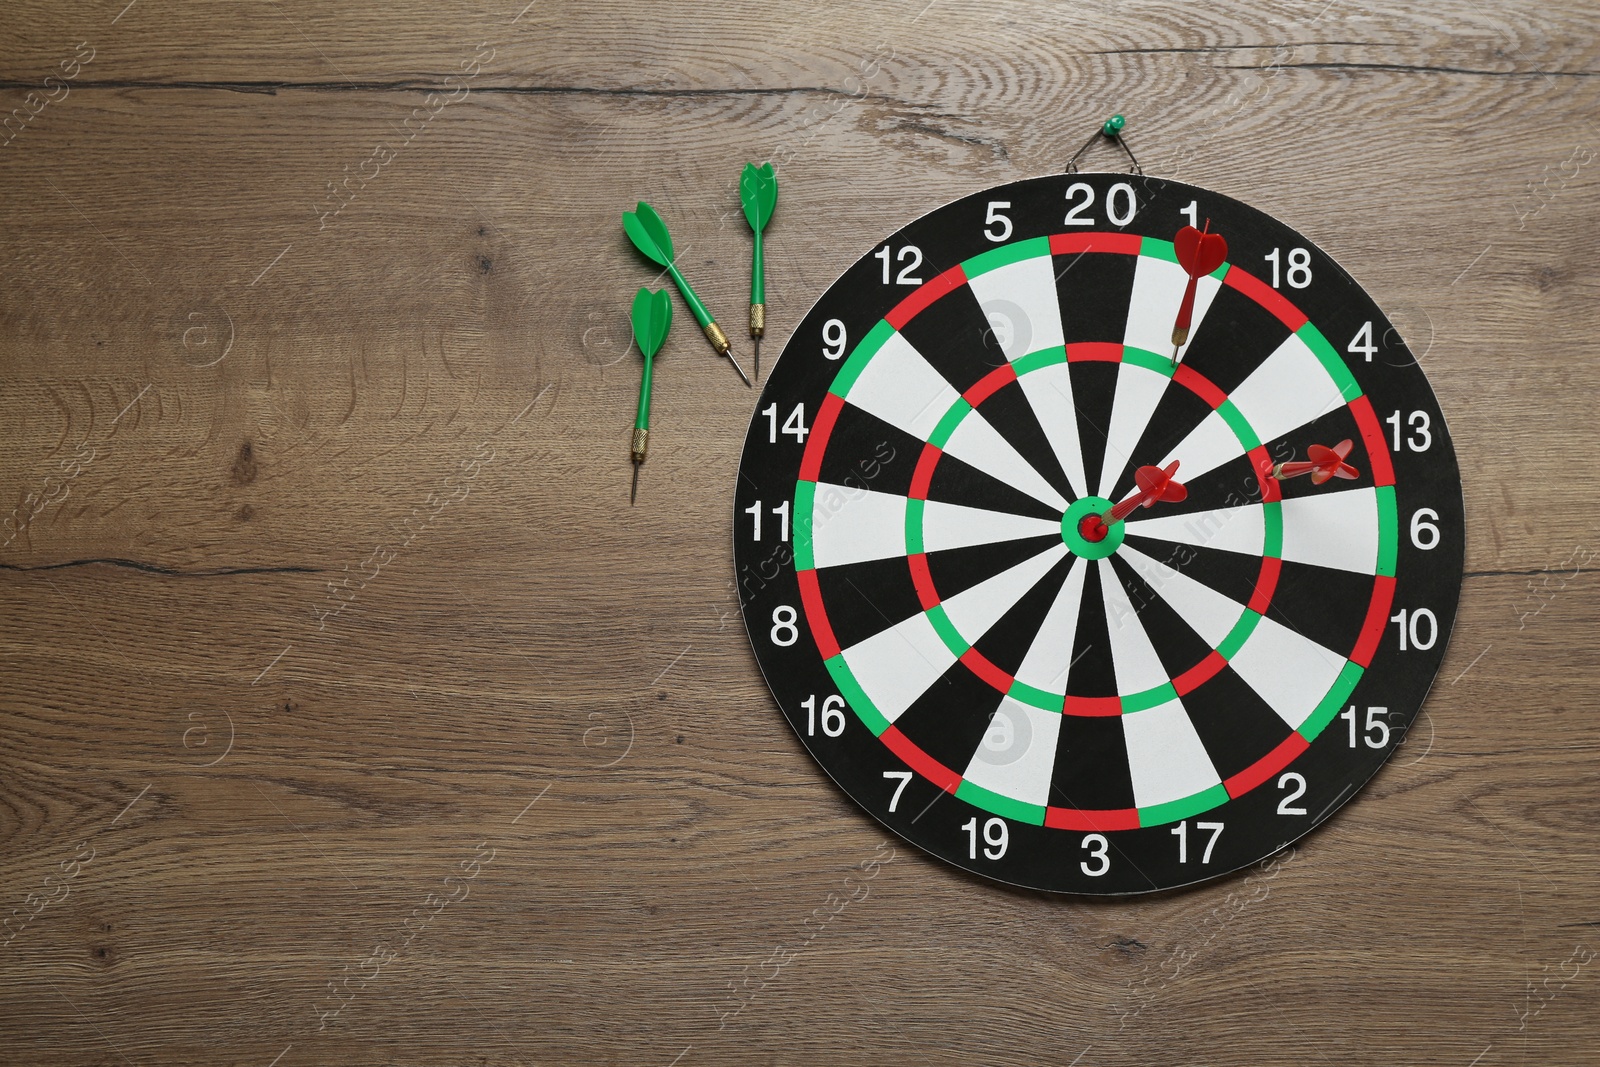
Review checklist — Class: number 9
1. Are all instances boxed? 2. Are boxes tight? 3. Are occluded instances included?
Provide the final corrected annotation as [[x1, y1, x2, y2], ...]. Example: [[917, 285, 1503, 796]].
[[821, 319, 847, 360]]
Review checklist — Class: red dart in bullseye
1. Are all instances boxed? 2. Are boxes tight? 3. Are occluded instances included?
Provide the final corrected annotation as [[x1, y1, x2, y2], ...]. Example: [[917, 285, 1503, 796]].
[[1170, 222, 1228, 365], [1270, 440, 1361, 484], [1081, 461, 1188, 542]]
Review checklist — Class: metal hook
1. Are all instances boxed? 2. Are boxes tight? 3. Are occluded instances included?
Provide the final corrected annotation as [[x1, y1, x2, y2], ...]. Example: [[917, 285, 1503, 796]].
[[1065, 115, 1143, 175]]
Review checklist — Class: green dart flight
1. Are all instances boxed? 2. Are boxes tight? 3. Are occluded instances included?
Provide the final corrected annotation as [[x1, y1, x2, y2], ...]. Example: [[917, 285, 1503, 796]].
[[739, 162, 778, 380], [629, 286, 672, 504], [623, 201, 750, 386]]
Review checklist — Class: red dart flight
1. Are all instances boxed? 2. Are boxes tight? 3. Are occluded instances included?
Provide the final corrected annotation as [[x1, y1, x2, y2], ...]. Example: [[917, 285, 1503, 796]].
[[1270, 440, 1361, 484], [1171, 223, 1228, 363], [1081, 461, 1188, 542]]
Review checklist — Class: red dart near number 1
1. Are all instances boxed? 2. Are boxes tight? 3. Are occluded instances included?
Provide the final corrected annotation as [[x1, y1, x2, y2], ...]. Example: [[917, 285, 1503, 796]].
[[1171, 222, 1228, 365]]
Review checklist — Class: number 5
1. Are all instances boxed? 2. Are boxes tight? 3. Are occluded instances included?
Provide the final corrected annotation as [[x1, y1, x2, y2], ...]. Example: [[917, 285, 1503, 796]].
[[983, 201, 1012, 242]]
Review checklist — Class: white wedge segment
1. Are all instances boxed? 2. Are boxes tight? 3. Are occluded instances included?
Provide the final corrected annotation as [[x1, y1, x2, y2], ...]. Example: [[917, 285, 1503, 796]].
[[840, 612, 957, 726], [1121, 698, 1223, 809], [940, 544, 1068, 645], [942, 411, 1069, 512], [1096, 363, 1173, 498], [1227, 332, 1348, 449], [1012, 556, 1087, 694], [1016, 362, 1090, 499], [1226, 613, 1347, 730], [960, 697, 1063, 808], [1124, 504, 1266, 558], [1099, 559, 1174, 694], [843, 330, 960, 443], [965, 255, 1066, 361], [1124, 254, 1223, 362], [919, 499, 1063, 555], [1279, 487, 1380, 574], [809, 486, 908, 569], [1119, 543, 1246, 649], [1159, 408, 1242, 482]]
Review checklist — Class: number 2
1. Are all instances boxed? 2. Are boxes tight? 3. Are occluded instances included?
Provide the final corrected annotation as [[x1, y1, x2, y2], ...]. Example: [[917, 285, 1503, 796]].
[[1277, 772, 1308, 815]]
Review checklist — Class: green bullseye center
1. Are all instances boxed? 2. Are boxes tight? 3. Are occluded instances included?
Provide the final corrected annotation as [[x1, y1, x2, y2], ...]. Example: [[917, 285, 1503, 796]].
[[1062, 496, 1125, 559]]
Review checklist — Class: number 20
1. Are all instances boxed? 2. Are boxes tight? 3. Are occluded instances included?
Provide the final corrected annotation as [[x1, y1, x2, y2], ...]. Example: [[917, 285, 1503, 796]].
[[1064, 181, 1137, 227]]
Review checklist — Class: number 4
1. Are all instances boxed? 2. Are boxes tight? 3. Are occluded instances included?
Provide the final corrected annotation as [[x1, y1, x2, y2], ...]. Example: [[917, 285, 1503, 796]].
[[1348, 321, 1377, 361]]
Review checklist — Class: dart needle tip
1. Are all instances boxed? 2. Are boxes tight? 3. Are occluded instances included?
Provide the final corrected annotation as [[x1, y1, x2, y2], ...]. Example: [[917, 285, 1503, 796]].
[[728, 352, 753, 386]]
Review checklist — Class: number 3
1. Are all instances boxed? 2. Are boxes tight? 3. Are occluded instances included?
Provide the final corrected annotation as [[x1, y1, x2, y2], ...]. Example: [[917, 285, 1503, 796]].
[[1080, 833, 1110, 876]]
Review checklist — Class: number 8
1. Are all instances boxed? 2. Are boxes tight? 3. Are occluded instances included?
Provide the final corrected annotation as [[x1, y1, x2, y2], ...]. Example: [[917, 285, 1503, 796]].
[[770, 606, 799, 646]]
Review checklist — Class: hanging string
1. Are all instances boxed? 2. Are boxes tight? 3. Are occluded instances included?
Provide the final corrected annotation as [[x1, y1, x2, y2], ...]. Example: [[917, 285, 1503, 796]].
[[1065, 114, 1143, 175]]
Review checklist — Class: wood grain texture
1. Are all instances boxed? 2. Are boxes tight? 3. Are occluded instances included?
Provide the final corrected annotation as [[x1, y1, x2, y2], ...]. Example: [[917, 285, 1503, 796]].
[[2, 0, 1598, 1063]]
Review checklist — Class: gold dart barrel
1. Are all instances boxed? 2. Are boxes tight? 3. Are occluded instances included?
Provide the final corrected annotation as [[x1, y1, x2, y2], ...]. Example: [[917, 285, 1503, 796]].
[[631, 427, 648, 463], [703, 321, 731, 356], [750, 303, 765, 337]]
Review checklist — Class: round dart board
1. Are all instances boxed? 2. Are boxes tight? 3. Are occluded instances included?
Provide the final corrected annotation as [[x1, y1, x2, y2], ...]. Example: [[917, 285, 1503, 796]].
[[734, 173, 1463, 894]]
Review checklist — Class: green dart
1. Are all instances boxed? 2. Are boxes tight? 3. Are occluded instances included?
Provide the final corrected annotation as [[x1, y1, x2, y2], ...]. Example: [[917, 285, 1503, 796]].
[[739, 162, 777, 381], [629, 286, 673, 504], [623, 201, 751, 387]]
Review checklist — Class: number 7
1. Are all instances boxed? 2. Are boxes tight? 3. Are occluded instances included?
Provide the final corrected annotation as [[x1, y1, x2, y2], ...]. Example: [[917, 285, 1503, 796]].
[[883, 771, 912, 812]]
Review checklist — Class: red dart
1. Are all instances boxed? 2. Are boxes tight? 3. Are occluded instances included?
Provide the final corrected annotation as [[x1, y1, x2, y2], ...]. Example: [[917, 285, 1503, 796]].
[[1271, 440, 1361, 484], [1171, 222, 1228, 360], [1081, 461, 1188, 542]]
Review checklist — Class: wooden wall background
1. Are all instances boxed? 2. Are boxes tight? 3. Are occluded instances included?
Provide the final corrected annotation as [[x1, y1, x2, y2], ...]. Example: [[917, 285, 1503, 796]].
[[2, 1, 1597, 1064]]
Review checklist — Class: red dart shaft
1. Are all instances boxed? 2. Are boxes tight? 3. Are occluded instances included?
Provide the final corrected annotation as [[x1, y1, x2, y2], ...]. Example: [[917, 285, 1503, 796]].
[[1081, 483, 1161, 541], [1273, 459, 1318, 479], [1172, 274, 1200, 346]]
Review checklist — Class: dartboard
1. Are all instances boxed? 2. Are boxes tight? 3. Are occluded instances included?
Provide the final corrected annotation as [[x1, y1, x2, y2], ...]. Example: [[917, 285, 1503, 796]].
[[734, 173, 1462, 894]]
